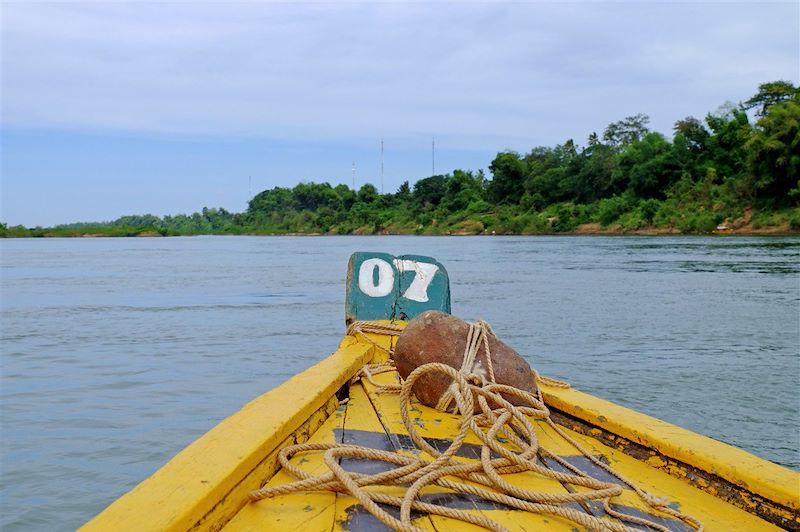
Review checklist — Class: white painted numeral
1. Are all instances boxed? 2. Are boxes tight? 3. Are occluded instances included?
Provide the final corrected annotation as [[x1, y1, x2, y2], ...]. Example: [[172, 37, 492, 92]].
[[358, 258, 395, 297], [358, 258, 439, 302], [393, 259, 439, 303]]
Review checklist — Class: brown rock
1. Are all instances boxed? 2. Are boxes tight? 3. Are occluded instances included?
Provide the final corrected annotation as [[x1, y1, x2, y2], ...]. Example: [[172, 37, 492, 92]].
[[394, 310, 537, 412]]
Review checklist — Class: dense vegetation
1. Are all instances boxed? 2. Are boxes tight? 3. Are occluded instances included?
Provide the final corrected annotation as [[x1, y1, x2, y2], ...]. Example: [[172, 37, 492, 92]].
[[3, 81, 798, 238]]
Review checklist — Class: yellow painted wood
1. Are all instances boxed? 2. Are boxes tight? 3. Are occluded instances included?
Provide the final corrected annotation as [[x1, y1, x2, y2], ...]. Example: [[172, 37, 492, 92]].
[[351, 319, 401, 364], [331, 383, 435, 531], [358, 371, 593, 531], [192, 396, 339, 530], [362, 371, 572, 498], [223, 398, 348, 531], [358, 369, 790, 531], [82, 338, 374, 532], [82, 328, 796, 532], [534, 414, 782, 531], [541, 384, 800, 511]]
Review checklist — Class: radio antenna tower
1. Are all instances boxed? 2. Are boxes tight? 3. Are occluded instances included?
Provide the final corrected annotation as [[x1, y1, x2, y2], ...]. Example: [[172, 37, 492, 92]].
[[380, 138, 384, 194], [351, 161, 356, 190]]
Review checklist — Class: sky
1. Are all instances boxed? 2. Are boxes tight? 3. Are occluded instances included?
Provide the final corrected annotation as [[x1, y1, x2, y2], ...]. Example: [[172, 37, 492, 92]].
[[1, 1, 798, 227]]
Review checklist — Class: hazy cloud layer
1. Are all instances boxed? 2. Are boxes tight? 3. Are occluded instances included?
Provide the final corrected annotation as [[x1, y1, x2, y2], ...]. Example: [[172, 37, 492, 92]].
[[4, 2, 798, 149], [2, 2, 798, 226]]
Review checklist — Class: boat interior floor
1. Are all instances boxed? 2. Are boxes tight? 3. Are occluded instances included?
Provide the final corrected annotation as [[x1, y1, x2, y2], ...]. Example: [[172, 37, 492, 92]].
[[225, 369, 781, 532]]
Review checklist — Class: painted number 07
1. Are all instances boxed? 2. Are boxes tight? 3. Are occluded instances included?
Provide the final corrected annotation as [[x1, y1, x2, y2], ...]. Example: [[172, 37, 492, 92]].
[[358, 258, 439, 302]]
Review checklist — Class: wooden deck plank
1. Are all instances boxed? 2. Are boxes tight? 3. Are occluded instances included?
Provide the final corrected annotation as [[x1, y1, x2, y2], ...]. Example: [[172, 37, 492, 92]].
[[223, 401, 347, 531], [224, 364, 783, 532], [529, 414, 688, 529], [361, 369, 783, 531], [359, 370, 592, 531], [332, 382, 438, 531]]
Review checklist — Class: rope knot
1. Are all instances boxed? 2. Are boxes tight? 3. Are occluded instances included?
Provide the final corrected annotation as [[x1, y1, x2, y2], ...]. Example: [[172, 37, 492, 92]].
[[434, 320, 497, 414], [346, 320, 404, 356], [465, 372, 485, 386]]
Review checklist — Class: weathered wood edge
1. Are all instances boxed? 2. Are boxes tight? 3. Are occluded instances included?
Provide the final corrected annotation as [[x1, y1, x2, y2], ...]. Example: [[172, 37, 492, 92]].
[[190, 395, 340, 531], [542, 386, 800, 530], [81, 338, 374, 532]]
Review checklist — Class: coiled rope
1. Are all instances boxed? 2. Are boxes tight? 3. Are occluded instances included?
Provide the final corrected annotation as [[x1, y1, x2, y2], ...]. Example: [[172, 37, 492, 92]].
[[249, 320, 703, 532]]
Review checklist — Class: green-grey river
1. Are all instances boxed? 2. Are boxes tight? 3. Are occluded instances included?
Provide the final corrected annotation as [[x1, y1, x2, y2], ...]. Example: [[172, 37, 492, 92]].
[[2, 235, 798, 530]]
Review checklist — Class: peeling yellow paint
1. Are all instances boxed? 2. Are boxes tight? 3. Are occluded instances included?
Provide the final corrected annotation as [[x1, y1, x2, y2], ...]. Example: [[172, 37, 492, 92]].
[[542, 385, 800, 512]]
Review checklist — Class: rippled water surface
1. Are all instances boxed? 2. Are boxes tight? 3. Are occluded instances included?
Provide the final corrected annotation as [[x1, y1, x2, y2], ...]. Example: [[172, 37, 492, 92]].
[[2, 235, 799, 530]]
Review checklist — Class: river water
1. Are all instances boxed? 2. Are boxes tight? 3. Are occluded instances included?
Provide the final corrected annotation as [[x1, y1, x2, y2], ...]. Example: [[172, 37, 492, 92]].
[[1, 235, 798, 530]]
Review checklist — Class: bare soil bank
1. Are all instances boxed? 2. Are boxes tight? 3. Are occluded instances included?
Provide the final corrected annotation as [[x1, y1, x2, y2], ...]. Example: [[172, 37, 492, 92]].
[[573, 222, 797, 236]]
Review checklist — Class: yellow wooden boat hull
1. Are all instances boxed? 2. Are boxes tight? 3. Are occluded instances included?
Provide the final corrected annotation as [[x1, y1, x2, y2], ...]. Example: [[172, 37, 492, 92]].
[[82, 327, 799, 531]]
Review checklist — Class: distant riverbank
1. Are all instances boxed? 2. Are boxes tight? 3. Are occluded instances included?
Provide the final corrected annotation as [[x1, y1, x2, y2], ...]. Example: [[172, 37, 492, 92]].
[[5, 80, 798, 241], [3, 214, 798, 238]]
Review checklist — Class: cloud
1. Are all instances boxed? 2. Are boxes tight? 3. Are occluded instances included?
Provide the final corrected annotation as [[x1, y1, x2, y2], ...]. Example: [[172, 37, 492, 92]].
[[2, 1, 799, 150]]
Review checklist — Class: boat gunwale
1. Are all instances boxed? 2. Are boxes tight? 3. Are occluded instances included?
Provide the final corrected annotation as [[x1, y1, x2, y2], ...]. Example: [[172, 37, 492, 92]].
[[82, 329, 799, 531], [80, 335, 379, 532], [541, 384, 800, 529]]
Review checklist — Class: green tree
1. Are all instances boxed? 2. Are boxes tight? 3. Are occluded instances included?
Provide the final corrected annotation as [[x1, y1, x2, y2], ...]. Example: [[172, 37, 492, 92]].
[[673, 116, 710, 154], [603, 113, 650, 148], [571, 142, 621, 202], [396, 181, 412, 203], [522, 145, 576, 206], [333, 184, 356, 211], [487, 152, 526, 205], [357, 183, 380, 204], [292, 182, 338, 211], [617, 133, 681, 199], [412, 175, 447, 211], [440, 170, 485, 213], [113, 214, 162, 228], [747, 96, 800, 203], [249, 187, 294, 215], [705, 108, 752, 194], [743, 80, 799, 116]]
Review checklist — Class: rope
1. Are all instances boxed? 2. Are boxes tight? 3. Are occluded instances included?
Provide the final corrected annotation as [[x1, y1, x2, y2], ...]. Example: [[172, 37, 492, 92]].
[[249, 319, 703, 531], [435, 320, 496, 412], [347, 320, 405, 393], [532, 368, 571, 389], [347, 320, 404, 339], [346, 320, 404, 356], [351, 362, 402, 394]]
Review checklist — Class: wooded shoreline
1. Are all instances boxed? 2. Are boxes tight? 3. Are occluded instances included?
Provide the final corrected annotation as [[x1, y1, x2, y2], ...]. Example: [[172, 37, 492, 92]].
[[4, 81, 797, 240], [3, 221, 797, 238]]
